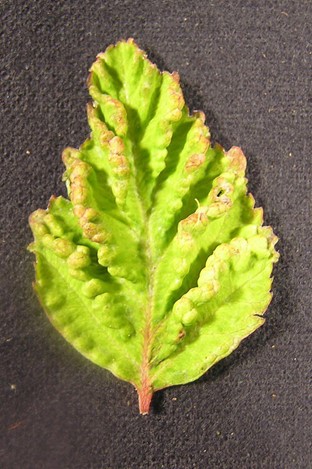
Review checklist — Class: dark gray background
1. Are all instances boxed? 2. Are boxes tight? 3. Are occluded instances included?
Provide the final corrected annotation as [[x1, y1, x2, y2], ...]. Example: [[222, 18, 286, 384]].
[[1, 1, 311, 468]]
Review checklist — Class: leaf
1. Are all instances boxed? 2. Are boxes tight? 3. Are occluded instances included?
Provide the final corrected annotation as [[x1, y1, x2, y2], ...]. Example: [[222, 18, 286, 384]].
[[29, 39, 279, 414]]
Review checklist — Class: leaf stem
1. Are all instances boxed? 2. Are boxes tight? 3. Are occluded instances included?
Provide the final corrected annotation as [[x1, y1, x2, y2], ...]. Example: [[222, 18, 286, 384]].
[[136, 384, 153, 415], [137, 217, 155, 413]]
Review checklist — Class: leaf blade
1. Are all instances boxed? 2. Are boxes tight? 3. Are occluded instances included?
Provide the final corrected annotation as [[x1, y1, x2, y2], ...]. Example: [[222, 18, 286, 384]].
[[29, 39, 279, 414]]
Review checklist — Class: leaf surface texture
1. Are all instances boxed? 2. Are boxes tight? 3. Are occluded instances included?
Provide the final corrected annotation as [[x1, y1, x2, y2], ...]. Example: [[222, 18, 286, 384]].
[[29, 39, 279, 414]]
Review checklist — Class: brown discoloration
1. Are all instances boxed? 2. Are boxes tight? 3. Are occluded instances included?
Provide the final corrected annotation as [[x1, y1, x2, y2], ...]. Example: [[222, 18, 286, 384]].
[[193, 110, 206, 123], [107, 136, 130, 181], [181, 213, 199, 227], [48, 195, 57, 204], [214, 142, 225, 153], [73, 205, 86, 219], [105, 95, 121, 110], [179, 231, 194, 244], [87, 105, 115, 144], [196, 209, 208, 224], [192, 116, 211, 150], [70, 185, 88, 205], [171, 71, 180, 83], [29, 209, 46, 225], [109, 152, 128, 168], [102, 97, 128, 136], [71, 162, 90, 180], [226, 146, 247, 174], [81, 221, 109, 244], [86, 69, 93, 89], [115, 164, 130, 178], [109, 135, 125, 154], [199, 134, 211, 149], [82, 222, 100, 239], [211, 179, 233, 203], [171, 92, 185, 114], [260, 226, 279, 251], [66, 160, 93, 208], [179, 210, 209, 231], [86, 102, 95, 119], [185, 153, 206, 172], [92, 233, 107, 244], [62, 147, 80, 166], [82, 208, 99, 222]]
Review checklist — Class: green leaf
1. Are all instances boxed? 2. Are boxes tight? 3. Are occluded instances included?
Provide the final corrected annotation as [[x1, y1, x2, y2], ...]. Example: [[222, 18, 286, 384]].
[[29, 39, 279, 414]]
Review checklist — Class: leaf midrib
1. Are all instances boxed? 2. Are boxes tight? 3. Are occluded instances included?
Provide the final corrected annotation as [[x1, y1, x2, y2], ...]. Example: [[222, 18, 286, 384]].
[[118, 46, 160, 394]]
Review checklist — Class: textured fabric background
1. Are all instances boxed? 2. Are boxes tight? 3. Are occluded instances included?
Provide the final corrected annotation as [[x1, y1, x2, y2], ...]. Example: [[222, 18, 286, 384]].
[[1, 1, 311, 468]]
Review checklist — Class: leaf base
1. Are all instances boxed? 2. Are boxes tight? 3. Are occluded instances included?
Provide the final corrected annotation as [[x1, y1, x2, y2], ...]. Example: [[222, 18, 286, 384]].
[[137, 385, 153, 415]]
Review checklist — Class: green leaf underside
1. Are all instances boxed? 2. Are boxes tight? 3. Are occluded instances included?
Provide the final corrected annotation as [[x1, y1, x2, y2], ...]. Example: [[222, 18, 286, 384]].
[[29, 39, 279, 414]]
